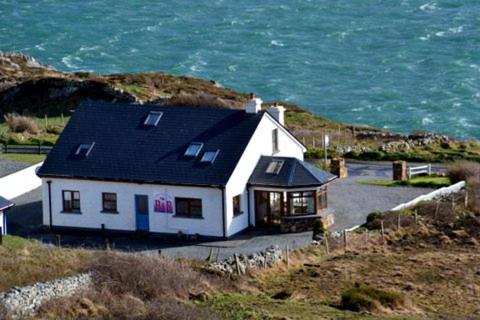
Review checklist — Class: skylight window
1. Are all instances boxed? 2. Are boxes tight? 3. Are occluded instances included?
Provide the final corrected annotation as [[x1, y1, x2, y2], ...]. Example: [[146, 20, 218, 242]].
[[266, 160, 284, 175], [184, 142, 204, 157], [75, 142, 95, 157], [200, 150, 220, 164], [144, 111, 163, 126]]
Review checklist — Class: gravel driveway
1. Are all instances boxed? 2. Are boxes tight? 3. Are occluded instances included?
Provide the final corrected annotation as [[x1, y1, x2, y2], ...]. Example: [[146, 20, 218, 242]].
[[4, 160, 440, 259], [329, 162, 436, 230]]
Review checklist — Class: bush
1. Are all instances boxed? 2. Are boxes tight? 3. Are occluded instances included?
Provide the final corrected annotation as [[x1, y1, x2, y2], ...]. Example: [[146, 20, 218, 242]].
[[38, 290, 220, 320], [89, 252, 207, 301], [363, 211, 382, 230], [3, 113, 40, 134], [448, 161, 480, 183], [305, 147, 325, 159], [341, 285, 405, 312]]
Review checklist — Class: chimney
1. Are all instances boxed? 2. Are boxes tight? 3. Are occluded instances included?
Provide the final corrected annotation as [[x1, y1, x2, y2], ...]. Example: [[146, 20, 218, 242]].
[[268, 102, 285, 125], [245, 93, 262, 114]]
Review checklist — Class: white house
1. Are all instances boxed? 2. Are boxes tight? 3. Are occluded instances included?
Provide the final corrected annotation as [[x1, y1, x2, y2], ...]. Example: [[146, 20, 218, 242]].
[[37, 95, 336, 239], [0, 196, 14, 235]]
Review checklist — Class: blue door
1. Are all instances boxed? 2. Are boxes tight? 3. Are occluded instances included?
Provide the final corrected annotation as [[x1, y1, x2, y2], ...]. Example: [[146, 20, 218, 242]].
[[135, 195, 149, 231]]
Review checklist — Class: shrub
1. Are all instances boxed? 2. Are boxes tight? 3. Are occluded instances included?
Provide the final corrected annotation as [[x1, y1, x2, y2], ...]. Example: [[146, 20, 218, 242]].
[[341, 285, 405, 312], [89, 252, 207, 301], [305, 147, 325, 159], [363, 211, 382, 230], [38, 290, 220, 320], [3, 113, 40, 134], [312, 219, 326, 239], [448, 161, 480, 183]]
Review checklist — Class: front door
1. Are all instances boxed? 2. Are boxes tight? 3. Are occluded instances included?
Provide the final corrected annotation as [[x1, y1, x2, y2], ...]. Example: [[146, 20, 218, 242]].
[[135, 195, 149, 231], [254, 191, 284, 227]]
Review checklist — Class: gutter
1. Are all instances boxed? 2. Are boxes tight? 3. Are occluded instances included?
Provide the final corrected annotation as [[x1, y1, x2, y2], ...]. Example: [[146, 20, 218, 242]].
[[47, 180, 53, 228]]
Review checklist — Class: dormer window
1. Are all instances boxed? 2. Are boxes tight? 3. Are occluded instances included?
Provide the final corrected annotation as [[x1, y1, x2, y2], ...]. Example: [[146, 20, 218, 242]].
[[144, 111, 163, 126], [200, 150, 220, 164], [185, 142, 203, 157], [75, 143, 95, 157], [266, 160, 284, 175]]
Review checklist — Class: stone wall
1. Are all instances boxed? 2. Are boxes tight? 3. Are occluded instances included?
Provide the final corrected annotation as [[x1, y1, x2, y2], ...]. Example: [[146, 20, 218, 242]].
[[0, 273, 91, 319]]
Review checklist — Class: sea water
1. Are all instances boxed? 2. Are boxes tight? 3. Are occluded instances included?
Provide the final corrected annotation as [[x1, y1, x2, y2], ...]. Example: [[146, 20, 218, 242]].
[[0, 0, 479, 138]]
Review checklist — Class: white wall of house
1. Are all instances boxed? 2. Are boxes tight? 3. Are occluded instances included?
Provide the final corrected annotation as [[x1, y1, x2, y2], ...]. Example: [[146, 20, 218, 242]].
[[42, 178, 224, 237], [224, 113, 306, 237]]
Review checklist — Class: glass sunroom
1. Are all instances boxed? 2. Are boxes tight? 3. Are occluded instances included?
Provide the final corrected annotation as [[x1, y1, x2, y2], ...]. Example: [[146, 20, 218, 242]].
[[248, 156, 336, 232]]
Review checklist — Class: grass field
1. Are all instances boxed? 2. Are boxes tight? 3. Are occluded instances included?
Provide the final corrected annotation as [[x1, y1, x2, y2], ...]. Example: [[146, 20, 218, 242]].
[[0, 153, 46, 165], [0, 236, 92, 292], [359, 176, 451, 188]]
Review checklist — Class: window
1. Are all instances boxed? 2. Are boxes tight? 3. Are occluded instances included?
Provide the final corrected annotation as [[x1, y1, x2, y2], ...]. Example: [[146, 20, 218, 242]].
[[184, 142, 204, 157], [75, 143, 95, 157], [62, 190, 80, 213], [200, 150, 220, 163], [102, 193, 118, 213], [272, 129, 279, 153], [317, 186, 328, 211], [233, 195, 242, 216], [175, 197, 203, 218], [144, 111, 163, 126], [287, 191, 315, 216], [266, 160, 284, 175]]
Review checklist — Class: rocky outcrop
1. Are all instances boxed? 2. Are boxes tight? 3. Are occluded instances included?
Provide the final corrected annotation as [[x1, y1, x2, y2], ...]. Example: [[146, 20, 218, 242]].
[[0, 273, 91, 319]]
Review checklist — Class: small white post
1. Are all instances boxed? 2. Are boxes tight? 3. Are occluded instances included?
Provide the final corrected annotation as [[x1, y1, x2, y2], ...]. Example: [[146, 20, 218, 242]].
[[428, 164, 432, 176]]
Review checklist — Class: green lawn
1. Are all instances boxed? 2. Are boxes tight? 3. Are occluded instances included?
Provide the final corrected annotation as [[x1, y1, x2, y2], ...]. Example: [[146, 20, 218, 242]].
[[0, 153, 46, 165], [359, 176, 451, 188]]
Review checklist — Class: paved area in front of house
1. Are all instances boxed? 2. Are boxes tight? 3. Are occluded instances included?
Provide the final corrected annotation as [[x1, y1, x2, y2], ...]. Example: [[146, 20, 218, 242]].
[[6, 161, 439, 259]]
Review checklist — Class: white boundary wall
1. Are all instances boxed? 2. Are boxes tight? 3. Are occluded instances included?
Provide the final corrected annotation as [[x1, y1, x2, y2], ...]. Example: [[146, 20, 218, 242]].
[[0, 162, 43, 200], [391, 181, 466, 211]]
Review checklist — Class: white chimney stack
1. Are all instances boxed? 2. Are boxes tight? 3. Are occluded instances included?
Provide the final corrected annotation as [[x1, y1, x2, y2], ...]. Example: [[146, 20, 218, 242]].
[[268, 102, 285, 125], [245, 93, 262, 114]]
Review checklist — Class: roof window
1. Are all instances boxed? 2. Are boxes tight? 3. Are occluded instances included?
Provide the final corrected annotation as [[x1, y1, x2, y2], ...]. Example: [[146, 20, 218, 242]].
[[185, 142, 203, 157], [144, 111, 163, 126], [75, 142, 95, 157], [265, 160, 284, 175], [200, 150, 220, 164]]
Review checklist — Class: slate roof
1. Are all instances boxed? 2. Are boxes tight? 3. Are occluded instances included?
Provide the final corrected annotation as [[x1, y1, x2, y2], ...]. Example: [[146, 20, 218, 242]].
[[0, 196, 13, 211], [248, 156, 337, 188], [37, 101, 265, 187]]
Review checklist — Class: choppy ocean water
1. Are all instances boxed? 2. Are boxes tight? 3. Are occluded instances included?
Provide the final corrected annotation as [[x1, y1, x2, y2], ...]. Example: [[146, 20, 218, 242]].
[[1, 0, 479, 138]]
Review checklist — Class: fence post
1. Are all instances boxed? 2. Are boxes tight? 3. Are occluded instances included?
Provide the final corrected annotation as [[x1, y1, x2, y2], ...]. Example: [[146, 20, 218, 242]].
[[364, 229, 368, 244], [434, 200, 440, 219], [312, 136, 316, 148], [324, 236, 329, 255], [234, 253, 241, 275], [4, 143, 7, 154], [428, 164, 432, 175], [44, 114, 48, 129], [381, 220, 385, 243], [56, 234, 61, 247], [285, 244, 290, 268], [414, 211, 418, 225], [397, 214, 401, 231], [0, 227, 2, 245], [465, 190, 469, 208], [38, 142, 41, 155], [343, 231, 348, 252]]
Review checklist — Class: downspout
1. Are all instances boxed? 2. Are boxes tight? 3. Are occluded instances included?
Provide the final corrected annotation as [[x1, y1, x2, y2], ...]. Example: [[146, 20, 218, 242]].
[[47, 180, 53, 228], [221, 187, 226, 239], [247, 186, 251, 227]]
